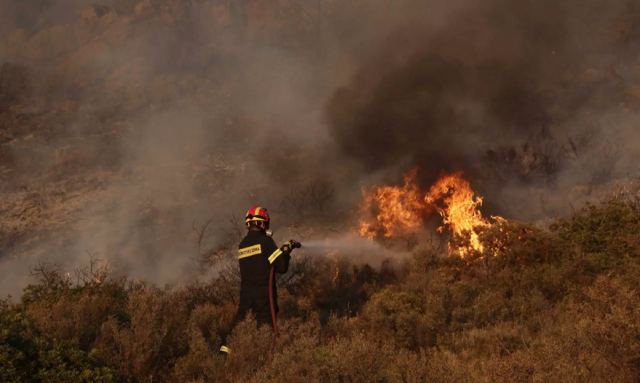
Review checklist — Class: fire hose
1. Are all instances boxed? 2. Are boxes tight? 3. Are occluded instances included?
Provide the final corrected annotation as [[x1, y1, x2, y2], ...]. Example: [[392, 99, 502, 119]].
[[268, 240, 301, 341], [268, 266, 278, 337]]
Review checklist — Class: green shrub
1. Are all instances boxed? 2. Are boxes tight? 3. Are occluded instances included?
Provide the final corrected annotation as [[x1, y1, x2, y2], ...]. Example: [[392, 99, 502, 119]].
[[552, 199, 640, 264], [0, 300, 116, 383]]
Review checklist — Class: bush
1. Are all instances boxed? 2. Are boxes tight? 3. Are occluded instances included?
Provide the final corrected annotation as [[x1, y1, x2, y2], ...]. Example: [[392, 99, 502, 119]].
[[552, 199, 640, 266], [360, 288, 430, 349], [2, 196, 639, 382], [0, 300, 116, 383]]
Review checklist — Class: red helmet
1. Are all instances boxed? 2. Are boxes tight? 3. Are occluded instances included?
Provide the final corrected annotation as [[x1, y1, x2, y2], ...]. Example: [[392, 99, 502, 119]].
[[245, 205, 270, 224]]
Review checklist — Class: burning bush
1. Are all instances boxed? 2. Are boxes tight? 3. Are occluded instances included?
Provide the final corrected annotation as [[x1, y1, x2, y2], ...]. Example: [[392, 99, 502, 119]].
[[359, 169, 501, 256]]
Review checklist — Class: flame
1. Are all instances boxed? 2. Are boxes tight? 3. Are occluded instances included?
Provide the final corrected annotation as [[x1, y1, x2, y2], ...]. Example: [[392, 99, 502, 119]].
[[358, 169, 428, 239], [425, 172, 489, 256], [359, 169, 494, 257]]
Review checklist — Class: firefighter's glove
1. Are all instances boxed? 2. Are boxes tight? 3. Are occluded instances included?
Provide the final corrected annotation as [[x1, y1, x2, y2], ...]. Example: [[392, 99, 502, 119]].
[[281, 239, 301, 254]]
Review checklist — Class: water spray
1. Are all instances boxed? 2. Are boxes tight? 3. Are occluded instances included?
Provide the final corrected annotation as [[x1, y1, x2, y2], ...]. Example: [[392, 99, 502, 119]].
[[294, 235, 409, 262]]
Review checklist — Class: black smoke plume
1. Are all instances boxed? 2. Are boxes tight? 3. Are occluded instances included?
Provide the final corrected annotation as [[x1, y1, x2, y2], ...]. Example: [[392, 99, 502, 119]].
[[327, 0, 640, 217]]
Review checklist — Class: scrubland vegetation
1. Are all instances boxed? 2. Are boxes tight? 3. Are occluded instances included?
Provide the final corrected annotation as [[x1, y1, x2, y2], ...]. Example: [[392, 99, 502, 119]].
[[2, 196, 639, 382], [2, 1, 640, 382]]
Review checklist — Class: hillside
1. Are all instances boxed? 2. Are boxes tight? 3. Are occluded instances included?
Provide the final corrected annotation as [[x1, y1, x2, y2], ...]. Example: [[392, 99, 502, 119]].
[[1, 197, 639, 382], [1, 1, 640, 382]]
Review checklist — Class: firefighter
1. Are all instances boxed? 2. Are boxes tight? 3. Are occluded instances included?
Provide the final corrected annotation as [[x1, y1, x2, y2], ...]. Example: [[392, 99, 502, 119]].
[[219, 205, 300, 355]]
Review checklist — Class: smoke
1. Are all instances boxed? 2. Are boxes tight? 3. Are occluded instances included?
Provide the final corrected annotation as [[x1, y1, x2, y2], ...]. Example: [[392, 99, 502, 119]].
[[0, 0, 343, 296], [1, 0, 639, 296], [327, 0, 640, 218]]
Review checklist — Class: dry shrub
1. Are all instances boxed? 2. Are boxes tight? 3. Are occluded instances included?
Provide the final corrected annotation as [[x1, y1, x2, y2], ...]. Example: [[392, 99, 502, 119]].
[[253, 331, 418, 383], [443, 322, 530, 360], [360, 288, 432, 349], [224, 316, 274, 382], [479, 274, 640, 383], [2, 196, 639, 381], [532, 275, 640, 382], [227, 316, 431, 382], [420, 349, 477, 383], [25, 282, 125, 350], [94, 285, 191, 382], [170, 304, 225, 383], [278, 255, 399, 326]]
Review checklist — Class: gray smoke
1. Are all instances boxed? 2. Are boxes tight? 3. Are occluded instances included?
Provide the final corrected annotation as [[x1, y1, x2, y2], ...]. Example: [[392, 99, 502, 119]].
[[1, 0, 639, 296], [0, 1, 342, 296]]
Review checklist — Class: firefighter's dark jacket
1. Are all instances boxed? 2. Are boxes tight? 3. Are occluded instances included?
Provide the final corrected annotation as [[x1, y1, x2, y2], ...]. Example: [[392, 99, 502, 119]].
[[236, 229, 290, 324]]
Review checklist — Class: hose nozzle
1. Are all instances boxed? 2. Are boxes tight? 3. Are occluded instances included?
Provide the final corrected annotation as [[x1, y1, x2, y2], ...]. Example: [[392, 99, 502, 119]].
[[283, 239, 302, 252], [289, 240, 302, 249]]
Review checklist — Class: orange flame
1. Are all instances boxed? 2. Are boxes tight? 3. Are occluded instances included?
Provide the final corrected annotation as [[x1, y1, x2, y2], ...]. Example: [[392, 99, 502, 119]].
[[359, 169, 428, 239], [425, 172, 489, 256], [359, 170, 493, 257]]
